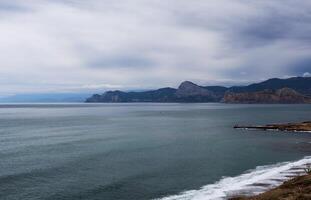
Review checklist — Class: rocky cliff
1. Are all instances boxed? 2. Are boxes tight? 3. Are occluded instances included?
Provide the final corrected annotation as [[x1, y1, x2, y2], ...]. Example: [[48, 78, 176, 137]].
[[223, 88, 311, 104], [175, 81, 224, 102]]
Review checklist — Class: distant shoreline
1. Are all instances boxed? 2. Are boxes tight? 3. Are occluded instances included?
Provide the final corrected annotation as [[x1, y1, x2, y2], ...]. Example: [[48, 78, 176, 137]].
[[86, 77, 311, 103]]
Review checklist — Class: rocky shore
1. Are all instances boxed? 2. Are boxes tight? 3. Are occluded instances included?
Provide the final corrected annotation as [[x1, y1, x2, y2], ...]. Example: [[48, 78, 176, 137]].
[[231, 172, 311, 200], [234, 121, 311, 132], [232, 122, 311, 199]]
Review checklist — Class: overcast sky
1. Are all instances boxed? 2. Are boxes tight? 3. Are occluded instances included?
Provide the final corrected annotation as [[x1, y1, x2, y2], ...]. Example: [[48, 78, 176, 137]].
[[0, 0, 310, 95]]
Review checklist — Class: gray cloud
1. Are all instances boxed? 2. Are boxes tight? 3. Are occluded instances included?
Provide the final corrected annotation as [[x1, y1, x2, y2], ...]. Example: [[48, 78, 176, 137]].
[[0, 0, 310, 95], [0, 1, 25, 11]]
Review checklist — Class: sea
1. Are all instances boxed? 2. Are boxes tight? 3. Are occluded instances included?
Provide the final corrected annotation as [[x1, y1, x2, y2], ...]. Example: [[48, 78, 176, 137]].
[[1, 103, 311, 200]]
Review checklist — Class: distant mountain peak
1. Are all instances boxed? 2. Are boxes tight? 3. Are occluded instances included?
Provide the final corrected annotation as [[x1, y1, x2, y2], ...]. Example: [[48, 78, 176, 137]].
[[177, 81, 210, 96], [178, 81, 198, 89]]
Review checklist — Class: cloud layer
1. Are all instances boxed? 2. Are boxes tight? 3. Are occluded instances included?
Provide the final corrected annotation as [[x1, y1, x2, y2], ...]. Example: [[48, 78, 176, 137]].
[[0, 0, 310, 94]]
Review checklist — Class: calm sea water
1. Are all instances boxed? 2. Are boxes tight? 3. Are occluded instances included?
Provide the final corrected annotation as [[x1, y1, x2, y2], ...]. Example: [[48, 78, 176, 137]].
[[1, 103, 311, 200]]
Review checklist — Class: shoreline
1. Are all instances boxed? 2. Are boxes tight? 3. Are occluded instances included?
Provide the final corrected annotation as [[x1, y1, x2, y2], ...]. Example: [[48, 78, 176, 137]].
[[230, 172, 311, 200], [232, 121, 311, 199], [158, 157, 311, 200]]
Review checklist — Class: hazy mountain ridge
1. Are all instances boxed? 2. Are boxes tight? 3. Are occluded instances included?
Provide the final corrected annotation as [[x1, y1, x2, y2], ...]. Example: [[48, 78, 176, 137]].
[[0, 93, 92, 103], [86, 88, 177, 103], [86, 77, 311, 103]]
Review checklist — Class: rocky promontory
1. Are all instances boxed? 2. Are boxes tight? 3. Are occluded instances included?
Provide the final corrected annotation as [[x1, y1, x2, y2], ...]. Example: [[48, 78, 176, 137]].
[[234, 121, 311, 132]]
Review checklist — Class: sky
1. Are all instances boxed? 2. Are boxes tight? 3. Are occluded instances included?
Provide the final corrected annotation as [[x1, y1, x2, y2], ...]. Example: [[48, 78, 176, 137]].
[[0, 0, 311, 95]]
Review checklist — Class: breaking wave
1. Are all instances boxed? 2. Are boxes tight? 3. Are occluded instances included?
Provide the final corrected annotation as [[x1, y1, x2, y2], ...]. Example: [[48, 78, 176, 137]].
[[158, 156, 311, 200]]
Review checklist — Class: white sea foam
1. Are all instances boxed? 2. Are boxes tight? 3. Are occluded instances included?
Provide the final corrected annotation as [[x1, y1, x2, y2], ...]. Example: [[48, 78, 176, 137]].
[[157, 156, 311, 200]]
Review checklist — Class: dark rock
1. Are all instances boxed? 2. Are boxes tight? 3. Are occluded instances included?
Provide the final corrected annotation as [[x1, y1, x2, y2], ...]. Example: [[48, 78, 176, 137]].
[[234, 121, 311, 132], [175, 81, 221, 102]]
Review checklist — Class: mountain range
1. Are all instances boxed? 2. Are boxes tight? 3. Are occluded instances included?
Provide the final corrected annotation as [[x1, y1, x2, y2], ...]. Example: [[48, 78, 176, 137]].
[[86, 77, 311, 103]]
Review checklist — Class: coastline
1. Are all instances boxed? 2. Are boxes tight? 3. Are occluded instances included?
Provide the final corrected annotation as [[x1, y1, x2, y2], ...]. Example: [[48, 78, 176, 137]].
[[230, 121, 311, 199], [231, 172, 311, 200], [158, 157, 311, 200]]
